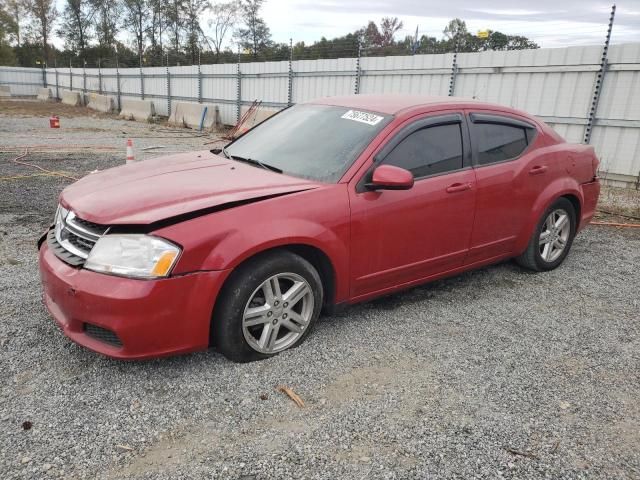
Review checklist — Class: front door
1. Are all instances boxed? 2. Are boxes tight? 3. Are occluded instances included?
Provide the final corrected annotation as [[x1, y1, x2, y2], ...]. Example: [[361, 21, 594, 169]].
[[349, 112, 477, 299]]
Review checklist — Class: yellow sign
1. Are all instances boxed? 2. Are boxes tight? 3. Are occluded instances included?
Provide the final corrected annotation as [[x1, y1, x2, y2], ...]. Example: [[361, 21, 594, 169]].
[[477, 30, 489, 39]]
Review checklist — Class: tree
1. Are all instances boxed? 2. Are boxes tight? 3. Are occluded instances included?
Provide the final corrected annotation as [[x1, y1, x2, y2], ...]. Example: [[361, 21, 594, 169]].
[[0, 1, 17, 63], [443, 18, 467, 41], [234, 0, 271, 57], [165, 0, 184, 53], [121, 0, 148, 63], [207, 0, 237, 62], [183, 0, 210, 63], [58, 0, 94, 56], [379, 16, 402, 47], [358, 21, 381, 49], [92, 0, 119, 51], [147, 0, 164, 59], [442, 18, 471, 51], [416, 34, 445, 54], [505, 35, 538, 50], [5, 0, 23, 47], [23, 0, 57, 63]]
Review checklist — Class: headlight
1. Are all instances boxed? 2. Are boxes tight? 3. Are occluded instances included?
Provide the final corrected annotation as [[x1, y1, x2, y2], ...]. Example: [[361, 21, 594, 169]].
[[84, 234, 181, 279]]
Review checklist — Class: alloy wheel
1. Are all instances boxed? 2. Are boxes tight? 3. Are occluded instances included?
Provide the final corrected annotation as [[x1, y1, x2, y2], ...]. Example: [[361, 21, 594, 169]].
[[242, 272, 314, 354], [539, 209, 570, 262]]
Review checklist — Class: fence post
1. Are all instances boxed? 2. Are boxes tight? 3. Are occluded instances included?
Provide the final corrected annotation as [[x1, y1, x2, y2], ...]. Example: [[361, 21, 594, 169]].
[[83, 61, 87, 97], [197, 50, 202, 104], [166, 66, 171, 117], [287, 38, 293, 106], [116, 53, 121, 111], [354, 40, 361, 94], [69, 60, 73, 91], [236, 47, 242, 124], [584, 4, 616, 144], [55, 68, 59, 100], [116, 69, 121, 112], [98, 58, 102, 94], [140, 67, 145, 100], [448, 50, 458, 96]]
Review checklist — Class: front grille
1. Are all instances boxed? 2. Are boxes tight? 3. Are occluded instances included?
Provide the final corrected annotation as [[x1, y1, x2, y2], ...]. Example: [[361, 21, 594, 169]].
[[71, 216, 104, 232], [47, 229, 85, 266], [84, 323, 123, 347], [49, 210, 109, 267]]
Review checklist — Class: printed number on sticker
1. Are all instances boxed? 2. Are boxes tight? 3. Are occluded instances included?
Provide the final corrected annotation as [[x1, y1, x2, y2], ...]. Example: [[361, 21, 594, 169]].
[[341, 110, 384, 126]]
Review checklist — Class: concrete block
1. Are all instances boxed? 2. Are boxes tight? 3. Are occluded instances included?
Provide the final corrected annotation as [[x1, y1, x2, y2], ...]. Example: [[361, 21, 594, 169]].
[[87, 92, 114, 113], [240, 106, 277, 126], [0, 85, 11, 97], [61, 90, 82, 106], [119, 98, 156, 122], [37, 88, 53, 101], [168, 102, 220, 130]]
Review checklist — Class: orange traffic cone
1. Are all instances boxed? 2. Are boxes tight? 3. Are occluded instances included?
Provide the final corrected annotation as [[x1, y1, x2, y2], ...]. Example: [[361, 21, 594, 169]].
[[126, 139, 135, 164]]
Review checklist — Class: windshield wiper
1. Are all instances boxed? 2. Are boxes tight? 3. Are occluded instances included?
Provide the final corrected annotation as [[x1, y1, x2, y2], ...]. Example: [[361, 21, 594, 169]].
[[221, 146, 282, 174]]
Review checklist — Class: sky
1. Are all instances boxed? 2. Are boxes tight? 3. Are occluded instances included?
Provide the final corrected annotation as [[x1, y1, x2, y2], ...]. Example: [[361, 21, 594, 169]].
[[51, 0, 640, 50], [258, 0, 640, 49]]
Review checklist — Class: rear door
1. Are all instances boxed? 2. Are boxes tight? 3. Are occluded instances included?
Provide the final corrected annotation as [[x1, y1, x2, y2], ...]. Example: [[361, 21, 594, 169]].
[[465, 111, 545, 264], [348, 111, 477, 299]]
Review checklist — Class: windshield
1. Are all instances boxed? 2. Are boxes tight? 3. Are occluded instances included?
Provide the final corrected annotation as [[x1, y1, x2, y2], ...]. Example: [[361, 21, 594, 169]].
[[224, 104, 391, 183]]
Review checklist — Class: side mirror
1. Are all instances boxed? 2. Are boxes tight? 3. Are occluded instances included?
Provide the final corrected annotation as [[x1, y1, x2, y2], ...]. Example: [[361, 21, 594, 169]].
[[366, 165, 414, 191]]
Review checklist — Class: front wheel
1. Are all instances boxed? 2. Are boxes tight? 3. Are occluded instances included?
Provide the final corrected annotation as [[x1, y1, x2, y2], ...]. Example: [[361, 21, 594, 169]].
[[212, 251, 323, 363], [516, 197, 577, 272]]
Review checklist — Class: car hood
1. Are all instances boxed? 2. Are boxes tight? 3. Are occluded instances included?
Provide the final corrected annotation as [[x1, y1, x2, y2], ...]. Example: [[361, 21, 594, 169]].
[[60, 150, 320, 225]]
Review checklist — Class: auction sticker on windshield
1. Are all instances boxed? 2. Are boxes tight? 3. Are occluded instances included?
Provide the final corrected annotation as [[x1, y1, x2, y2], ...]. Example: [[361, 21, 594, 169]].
[[341, 110, 384, 126]]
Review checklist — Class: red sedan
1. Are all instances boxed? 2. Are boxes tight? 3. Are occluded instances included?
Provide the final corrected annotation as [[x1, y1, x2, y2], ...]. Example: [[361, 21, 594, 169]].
[[38, 95, 600, 362]]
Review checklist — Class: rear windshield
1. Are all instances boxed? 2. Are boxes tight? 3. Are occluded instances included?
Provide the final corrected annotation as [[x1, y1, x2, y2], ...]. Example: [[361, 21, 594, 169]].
[[225, 104, 391, 182]]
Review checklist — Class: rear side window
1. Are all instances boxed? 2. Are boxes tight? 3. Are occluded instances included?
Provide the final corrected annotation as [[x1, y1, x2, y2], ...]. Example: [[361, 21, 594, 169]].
[[473, 123, 529, 165], [383, 123, 463, 178]]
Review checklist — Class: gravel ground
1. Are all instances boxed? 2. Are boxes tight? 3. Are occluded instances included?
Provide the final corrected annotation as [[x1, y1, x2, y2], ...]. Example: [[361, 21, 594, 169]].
[[1, 104, 640, 479]]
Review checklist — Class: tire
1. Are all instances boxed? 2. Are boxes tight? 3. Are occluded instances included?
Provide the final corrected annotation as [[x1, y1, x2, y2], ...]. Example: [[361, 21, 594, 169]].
[[212, 250, 323, 363], [516, 197, 577, 272]]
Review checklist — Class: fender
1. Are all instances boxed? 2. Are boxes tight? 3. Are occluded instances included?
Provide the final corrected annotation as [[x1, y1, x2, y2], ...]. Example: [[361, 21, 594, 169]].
[[514, 177, 583, 255], [154, 185, 351, 304], [201, 218, 349, 304]]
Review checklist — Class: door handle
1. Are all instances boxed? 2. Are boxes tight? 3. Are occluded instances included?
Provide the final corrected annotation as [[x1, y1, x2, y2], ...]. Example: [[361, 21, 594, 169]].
[[446, 182, 472, 193], [529, 165, 548, 175]]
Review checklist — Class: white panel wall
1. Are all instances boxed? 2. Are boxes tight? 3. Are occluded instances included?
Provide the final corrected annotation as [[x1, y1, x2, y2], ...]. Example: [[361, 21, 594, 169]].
[[360, 53, 453, 96], [0, 67, 43, 95], [242, 60, 288, 105], [292, 58, 356, 103], [591, 44, 640, 181], [1, 43, 639, 184], [201, 63, 237, 125]]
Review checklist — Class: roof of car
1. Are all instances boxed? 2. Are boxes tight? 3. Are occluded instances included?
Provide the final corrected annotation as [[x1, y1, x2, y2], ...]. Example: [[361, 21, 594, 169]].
[[309, 94, 489, 115]]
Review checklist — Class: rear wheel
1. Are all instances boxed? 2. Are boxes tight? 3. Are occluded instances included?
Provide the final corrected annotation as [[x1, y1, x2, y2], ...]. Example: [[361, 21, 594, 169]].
[[212, 251, 323, 363], [516, 197, 576, 272]]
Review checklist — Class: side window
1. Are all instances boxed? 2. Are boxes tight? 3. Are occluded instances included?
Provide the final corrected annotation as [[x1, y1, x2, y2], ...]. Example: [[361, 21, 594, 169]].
[[383, 123, 463, 178], [473, 123, 529, 165]]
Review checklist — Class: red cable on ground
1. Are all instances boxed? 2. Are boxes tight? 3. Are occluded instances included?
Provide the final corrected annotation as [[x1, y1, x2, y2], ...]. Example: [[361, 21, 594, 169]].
[[10, 147, 79, 181]]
